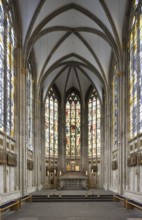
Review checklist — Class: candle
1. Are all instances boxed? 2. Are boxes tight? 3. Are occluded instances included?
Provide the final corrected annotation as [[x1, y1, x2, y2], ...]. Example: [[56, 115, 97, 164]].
[[54, 169, 56, 174], [86, 171, 88, 176], [59, 171, 62, 176], [91, 169, 93, 173], [47, 171, 49, 176]]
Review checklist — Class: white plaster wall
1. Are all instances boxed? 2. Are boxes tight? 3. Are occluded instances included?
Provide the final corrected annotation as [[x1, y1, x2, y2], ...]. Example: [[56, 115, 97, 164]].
[[9, 167, 15, 192], [97, 163, 102, 187], [129, 167, 138, 192], [124, 191, 142, 203], [27, 170, 33, 187], [134, 167, 138, 192], [0, 191, 22, 205], [0, 166, 4, 194], [27, 186, 37, 194], [110, 170, 119, 193], [6, 167, 9, 192], [129, 168, 134, 191], [140, 166, 142, 192], [6, 167, 16, 193]]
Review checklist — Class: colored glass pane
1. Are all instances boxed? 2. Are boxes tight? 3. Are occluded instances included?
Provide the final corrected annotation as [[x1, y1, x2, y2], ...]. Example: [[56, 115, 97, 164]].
[[129, 3, 142, 138], [27, 65, 33, 151], [0, 1, 15, 137], [10, 27, 15, 137], [140, 15, 142, 132], [65, 91, 81, 159], [0, 1, 4, 131], [112, 68, 119, 147], [88, 89, 101, 158], [45, 88, 58, 159]]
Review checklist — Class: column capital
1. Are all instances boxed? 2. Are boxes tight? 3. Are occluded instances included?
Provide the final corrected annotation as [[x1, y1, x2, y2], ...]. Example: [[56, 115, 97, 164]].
[[21, 68, 27, 75], [115, 72, 123, 77]]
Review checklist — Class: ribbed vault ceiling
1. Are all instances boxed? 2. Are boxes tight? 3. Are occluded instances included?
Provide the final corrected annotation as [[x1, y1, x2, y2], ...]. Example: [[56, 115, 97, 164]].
[[17, 0, 128, 101]]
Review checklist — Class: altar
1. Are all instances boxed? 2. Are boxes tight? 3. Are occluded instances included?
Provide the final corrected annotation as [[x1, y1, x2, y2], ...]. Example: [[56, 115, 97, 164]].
[[59, 171, 87, 190]]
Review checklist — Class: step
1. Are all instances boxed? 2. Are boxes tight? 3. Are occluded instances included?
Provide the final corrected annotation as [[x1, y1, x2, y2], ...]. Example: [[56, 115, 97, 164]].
[[32, 194, 113, 202]]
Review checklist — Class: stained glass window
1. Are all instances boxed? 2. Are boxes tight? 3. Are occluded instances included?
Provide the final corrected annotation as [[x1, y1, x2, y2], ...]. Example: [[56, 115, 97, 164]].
[[45, 88, 58, 159], [6, 17, 11, 135], [139, 13, 142, 133], [0, 0, 4, 132], [27, 63, 33, 151], [112, 66, 119, 147], [10, 27, 15, 137], [128, 0, 142, 139], [88, 89, 101, 158], [0, 1, 15, 137], [65, 91, 81, 159], [6, 10, 15, 137]]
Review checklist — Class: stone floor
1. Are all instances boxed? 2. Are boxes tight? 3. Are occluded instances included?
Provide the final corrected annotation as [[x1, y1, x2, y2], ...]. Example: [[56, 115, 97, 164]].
[[2, 202, 142, 220], [2, 190, 142, 220]]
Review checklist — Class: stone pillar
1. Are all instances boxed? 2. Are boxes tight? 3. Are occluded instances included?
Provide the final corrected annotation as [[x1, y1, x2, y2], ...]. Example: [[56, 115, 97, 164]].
[[83, 101, 88, 172], [15, 43, 21, 192], [40, 100, 45, 188], [58, 99, 64, 172], [100, 98, 105, 188], [20, 67, 27, 195], [103, 99, 110, 190], [60, 99, 66, 171], [34, 96, 42, 190], [117, 72, 125, 195]]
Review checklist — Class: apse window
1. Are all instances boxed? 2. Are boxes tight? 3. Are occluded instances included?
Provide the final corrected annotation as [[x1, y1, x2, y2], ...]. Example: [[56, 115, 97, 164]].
[[88, 88, 101, 160], [65, 89, 81, 171], [45, 87, 58, 161]]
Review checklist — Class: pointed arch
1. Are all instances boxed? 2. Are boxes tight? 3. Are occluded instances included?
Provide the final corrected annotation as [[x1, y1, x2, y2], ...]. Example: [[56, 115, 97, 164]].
[[65, 87, 81, 168]]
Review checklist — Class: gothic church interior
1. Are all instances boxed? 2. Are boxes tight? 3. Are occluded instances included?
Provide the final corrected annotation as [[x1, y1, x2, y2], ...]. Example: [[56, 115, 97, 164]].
[[0, 0, 142, 217]]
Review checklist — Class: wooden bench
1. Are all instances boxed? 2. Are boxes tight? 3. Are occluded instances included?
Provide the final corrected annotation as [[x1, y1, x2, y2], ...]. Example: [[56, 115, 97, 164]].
[[18, 195, 32, 208], [113, 195, 127, 207], [0, 200, 19, 219], [126, 200, 142, 211]]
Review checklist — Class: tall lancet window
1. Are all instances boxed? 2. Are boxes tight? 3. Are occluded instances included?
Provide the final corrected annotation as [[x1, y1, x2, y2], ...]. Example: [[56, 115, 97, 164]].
[[112, 65, 119, 148], [88, 89, 101, 159], [65, 90, 81, 171], [0, 0, 4, 132], [0, 0, 16, 137], [128, 0, 142, 139], [45, 88, 58, 159], [6, 10, 15, 136], [27, 62, 33, 151]]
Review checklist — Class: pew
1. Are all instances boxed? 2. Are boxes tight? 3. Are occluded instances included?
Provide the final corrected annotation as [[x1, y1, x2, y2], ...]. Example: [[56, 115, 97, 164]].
[[113, 194, 127, 207], [0, 200, 19, 219], [18, 195, 32, 208], [126, 199, 142, 211]]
